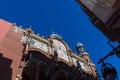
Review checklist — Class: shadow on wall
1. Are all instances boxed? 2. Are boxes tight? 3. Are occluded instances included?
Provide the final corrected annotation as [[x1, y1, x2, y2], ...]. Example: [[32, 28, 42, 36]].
[[0, 53, 12, 80]]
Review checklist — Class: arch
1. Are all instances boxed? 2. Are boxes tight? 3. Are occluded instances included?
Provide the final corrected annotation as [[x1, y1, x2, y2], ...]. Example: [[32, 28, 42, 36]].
[[28, 47, 52, 59], [22, 49, 51, 80], [28, 47, 73, 67]]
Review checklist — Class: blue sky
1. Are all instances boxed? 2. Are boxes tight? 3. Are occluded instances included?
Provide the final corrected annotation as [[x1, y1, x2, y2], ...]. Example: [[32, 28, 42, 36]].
[[1, 0, 120, 79]]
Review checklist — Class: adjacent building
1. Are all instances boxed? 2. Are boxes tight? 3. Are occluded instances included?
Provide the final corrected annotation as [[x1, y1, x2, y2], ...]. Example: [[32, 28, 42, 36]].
[[77, 0, 120, 43], [0, 19, 100, 80]]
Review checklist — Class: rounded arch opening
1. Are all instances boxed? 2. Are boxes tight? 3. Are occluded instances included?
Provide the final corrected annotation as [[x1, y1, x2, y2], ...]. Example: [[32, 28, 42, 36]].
[[22, 50, 50, 80]]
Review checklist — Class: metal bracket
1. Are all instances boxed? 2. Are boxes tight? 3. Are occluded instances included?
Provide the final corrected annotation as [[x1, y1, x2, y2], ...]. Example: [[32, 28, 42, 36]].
[[98, 44, 120, 64]]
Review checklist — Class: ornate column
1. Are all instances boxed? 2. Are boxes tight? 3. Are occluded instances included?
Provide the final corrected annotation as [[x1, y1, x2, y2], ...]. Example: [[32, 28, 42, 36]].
[[16, 28, 33, 80]]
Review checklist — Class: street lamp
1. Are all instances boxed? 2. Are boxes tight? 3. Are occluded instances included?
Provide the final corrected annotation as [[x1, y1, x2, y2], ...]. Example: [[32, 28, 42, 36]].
[[101, 63, 117, 80]]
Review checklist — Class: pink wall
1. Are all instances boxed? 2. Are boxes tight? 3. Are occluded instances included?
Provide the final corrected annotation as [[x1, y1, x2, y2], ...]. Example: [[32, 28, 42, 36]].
[[0, 19, 24, 80], [0, 19, 12, 44]]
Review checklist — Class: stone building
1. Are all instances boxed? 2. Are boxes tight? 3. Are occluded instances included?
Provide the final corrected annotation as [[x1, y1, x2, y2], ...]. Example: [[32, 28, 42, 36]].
[[77, 0, 120, 43], [0, 19, 100, 80]]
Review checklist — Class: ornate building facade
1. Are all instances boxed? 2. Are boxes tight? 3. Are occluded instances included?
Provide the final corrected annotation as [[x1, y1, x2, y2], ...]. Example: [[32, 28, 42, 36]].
[[77, 0, 120, 43], [0, 19, 100, 80]]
